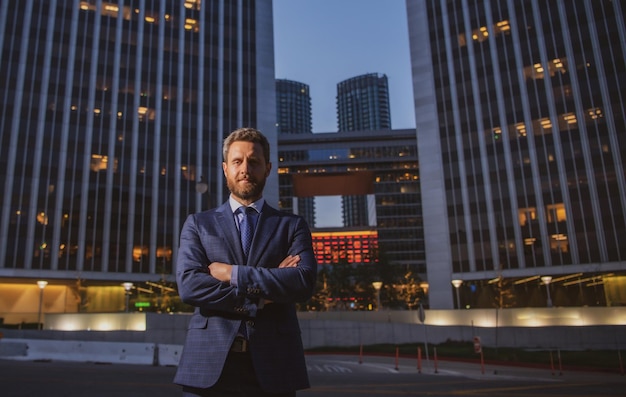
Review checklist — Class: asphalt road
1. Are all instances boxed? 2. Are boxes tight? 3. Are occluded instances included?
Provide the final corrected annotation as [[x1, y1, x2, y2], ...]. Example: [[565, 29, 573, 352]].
[[1, 355, 624, 396]]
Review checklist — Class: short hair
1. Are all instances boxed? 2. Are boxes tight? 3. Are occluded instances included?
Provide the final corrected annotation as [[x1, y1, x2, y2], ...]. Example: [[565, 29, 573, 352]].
[[222, 127, 270, 164]]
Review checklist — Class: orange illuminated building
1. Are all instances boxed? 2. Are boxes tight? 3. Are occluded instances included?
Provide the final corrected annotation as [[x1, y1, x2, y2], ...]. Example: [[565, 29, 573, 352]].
[[311, 230, 378, 265]]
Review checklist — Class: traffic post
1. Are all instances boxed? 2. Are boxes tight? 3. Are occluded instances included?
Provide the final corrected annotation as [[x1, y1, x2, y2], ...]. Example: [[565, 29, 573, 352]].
[[474, 336, 484, 374]]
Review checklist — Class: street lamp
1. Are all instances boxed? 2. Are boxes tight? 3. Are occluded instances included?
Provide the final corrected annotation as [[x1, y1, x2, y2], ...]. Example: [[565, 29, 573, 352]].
[[372, 281, 383, 311], [195, 176, 209, 194], [196, 176, 210, 209], [451, 279, 463, 309], [122, 282, 134, 312], [36, 280, 48, 330], [541, 276, 553, 308]]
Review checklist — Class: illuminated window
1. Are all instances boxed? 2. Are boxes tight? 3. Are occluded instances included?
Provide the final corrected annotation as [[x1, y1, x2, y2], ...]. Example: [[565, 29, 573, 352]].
[[137, 106, 156, 121], [518, 207, 536, 226], [37, 212, 49, 225], [90, 154, 118, 172], [311, 230, 378, 265], [133, 246, 149, 262], [550, 234, 568, 253], [546, 203, 566, 223], [587, 107, 603, 120], [523, 57, 569, 81], [91, 154, 108, 172]]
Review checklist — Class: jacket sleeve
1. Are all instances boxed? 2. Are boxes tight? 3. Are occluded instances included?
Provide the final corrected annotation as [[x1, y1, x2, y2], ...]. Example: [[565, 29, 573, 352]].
[[236, 216, 317, 303], [176, 213, 259, 316]]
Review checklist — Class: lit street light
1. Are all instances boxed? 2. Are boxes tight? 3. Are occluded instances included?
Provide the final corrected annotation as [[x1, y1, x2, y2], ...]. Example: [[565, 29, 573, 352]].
[[196, 176, 210, 210], [36, 280, 48, 330], [122, 282, 134, 312], [541, 275, 553, 308], [372, 281, 383, 311], [195, 176, 209, 194], [451, 279, 463, 309]]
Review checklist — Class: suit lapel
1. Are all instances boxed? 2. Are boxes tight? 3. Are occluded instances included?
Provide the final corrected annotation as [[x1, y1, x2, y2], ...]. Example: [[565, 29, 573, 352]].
[[248, 203, 279, 267], [215, 202, 246, 265]]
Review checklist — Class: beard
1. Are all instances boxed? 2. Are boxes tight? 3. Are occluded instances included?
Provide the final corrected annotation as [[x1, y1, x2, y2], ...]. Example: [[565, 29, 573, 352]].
[[227, 175, 266, 202]]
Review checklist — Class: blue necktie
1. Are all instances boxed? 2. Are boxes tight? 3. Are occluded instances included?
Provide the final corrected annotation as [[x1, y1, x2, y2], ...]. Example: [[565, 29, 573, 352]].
[[237, 207, 257, 340], [239, 207, 257, 260]]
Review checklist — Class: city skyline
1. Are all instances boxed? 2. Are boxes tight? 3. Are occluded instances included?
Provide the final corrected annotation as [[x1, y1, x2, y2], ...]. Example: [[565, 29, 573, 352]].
[[273, 0, 415, 133]]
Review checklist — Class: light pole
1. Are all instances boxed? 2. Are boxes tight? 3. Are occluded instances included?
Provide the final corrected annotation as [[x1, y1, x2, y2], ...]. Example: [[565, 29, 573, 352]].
[[541, 276, 553, 308], [36, 280, 48, 330], [122, 282, 134, 312], [451, 279, 463, 309], [372, 281, 383, 311]]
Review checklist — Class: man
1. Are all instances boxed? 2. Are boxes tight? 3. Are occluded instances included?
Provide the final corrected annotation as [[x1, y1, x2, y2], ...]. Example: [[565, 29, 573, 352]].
[[174, 127, 317, 396]]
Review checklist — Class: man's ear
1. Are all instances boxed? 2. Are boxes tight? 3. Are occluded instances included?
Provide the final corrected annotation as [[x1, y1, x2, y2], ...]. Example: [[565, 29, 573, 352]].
[[222, 162, 227, 176], [265, 162, 272, 177]]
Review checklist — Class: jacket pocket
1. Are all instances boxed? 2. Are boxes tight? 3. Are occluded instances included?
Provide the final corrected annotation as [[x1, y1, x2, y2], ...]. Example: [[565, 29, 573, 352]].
[[188, 315, 209, 329]]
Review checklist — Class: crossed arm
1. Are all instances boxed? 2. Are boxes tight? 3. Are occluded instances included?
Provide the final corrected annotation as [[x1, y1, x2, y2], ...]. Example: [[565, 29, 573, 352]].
[[208, 254, 300, 283]]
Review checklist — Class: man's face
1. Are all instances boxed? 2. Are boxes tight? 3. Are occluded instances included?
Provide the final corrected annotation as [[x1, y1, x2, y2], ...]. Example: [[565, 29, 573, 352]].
[[222, 140, 271, 204]]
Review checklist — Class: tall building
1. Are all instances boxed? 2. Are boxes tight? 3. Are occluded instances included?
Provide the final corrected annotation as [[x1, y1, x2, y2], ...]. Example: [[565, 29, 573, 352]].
[[336, 73, 391, 132], [407, 0, 626, 309], [275, 79, 312, 134], [275, 78, 314, 224], [278, 129, 424, 276], [0, 0, 276, 318], [336, 73, 393, 227]]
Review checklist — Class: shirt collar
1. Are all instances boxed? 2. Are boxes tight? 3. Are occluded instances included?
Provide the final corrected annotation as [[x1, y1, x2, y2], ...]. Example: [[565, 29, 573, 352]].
[[228, 196, 264, 214]]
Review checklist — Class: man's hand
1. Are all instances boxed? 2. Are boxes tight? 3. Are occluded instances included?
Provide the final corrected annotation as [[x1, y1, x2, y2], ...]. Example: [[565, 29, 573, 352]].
[[279, 255, 300, 268], [208, 262, 232, 283]]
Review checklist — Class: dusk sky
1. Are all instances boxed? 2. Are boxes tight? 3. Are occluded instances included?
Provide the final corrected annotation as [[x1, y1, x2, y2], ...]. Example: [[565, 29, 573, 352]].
[[273, 1, 416, 226], [273, 0, 416, 133]]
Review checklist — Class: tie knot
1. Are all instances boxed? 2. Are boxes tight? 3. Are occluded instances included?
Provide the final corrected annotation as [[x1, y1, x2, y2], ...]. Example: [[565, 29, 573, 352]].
[[239, 206, 257, 217]]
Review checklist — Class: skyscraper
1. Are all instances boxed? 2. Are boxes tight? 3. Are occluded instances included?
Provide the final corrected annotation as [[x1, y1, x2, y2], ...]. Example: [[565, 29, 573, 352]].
[[275, 79, 312, 134], [336, 73, 391, 132], [407, 0, 626, 309], [0, 0, 275, 313]]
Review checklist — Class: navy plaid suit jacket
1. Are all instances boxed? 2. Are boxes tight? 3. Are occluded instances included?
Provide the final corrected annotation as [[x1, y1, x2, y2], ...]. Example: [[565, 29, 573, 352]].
[[174, 201, 317, 393]]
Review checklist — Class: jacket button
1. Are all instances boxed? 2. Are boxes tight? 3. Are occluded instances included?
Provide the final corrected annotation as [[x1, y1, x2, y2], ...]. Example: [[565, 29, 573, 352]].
[[246, 320, 254, 327]]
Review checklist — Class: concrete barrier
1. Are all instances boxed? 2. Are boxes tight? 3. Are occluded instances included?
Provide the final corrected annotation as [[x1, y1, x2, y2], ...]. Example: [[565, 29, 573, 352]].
[[1, 339, 156, 365], [157, 343, 183, 366]]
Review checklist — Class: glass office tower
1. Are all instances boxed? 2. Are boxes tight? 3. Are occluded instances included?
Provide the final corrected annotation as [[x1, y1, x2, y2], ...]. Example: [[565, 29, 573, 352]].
[[408, 0, 626, 309], [275, 79, 312, 134], [336, 73, 392, 132], [0, 0, 275, 306]]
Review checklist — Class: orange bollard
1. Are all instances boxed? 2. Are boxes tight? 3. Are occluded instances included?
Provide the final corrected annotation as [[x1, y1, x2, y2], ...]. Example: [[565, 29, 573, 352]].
[[433, 346, 438, 374], [480, 349, 485, 375], [417, 346, 422, 373]]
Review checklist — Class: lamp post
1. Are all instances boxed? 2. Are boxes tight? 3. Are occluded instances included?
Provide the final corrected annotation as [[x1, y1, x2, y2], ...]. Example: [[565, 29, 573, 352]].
[[122, 282, 134, 312], [451, 279, 463, 309], [541, 276, 553, 308], [36, 280, 48, 330], [372, 281, 383, 311]]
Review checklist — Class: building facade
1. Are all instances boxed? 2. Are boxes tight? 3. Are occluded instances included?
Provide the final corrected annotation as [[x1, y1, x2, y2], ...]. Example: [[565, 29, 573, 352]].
[[336, 73, 392, 132], [0, 0, 276, 319], [278, 129, 424, 276], [275, 78, 312, 134], [407, 0, 626, 309]]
